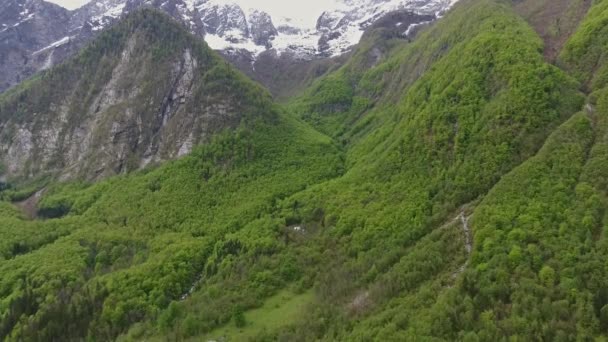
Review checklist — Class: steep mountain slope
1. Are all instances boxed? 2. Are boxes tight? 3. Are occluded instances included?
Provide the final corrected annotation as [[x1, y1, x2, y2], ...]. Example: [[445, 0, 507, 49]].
[[513, 0, 592, 61], [391, 4, 608, 338], [0, 8, 342, 342], [0, 9, 274, 180], [258, 0, 588, 340], [267, 0, 607, 340], [1, 0, 608, 341]]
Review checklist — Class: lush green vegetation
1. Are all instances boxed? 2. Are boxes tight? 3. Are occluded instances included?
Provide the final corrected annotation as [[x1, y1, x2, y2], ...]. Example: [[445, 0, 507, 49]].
[[0, 110, 342, 340], [0, 9, 342, 341], [198, 289, 313, 341], [2, 0, 608, 340]]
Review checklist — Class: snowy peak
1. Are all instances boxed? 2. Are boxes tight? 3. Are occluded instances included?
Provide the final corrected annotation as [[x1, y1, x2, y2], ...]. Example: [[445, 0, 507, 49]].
[[198, 1, 248, 37], [198, 0, 460, 58], [0, 0, 460, 93], [79, 0, 125, 31], [248, 9, 277, 47], [65, 0, 460, 58], [194, 1, 277, 47]]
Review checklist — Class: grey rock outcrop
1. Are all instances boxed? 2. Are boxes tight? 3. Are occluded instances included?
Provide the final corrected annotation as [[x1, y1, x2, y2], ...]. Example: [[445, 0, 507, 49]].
[[0, 11, 268, 180], [0, 0, 72, 92], [248, 10, 277, 47]]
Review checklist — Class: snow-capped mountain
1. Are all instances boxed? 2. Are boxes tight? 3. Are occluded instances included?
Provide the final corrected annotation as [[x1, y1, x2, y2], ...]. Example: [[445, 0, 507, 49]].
[[191, 0, 460, 58], [0, 0, 459, 93]]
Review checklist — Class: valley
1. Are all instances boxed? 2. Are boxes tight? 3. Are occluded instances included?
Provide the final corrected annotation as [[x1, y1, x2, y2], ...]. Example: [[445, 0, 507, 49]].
[[1, 0, 608, 340]]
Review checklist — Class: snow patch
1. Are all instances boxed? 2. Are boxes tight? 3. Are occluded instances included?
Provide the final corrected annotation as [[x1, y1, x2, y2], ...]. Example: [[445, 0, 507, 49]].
[[183, 0, 196, 12], [91, 2, 125, 31], [33, 36, 74, 55], [404, 20, 432, 37], [204, 33, 266, 57], [199, 0, 462, 59], [0, 13, 35, 33], [40, 50, 55, 70]]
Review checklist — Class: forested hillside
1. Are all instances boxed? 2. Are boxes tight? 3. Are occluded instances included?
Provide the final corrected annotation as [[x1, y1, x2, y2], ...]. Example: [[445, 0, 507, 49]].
[[1, 0, 608, 341]]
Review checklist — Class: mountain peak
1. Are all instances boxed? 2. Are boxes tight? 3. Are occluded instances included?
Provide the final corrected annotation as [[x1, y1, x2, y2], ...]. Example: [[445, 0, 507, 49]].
[[0, 0, 460, 93]]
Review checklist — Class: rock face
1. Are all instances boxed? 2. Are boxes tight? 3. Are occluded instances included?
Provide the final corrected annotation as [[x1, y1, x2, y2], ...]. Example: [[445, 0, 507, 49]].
[[248, 10, 277, 47], [363, 9, 435, 40], [0, 0, 460, 93], [0, 0, 206, 93], [0, 0, 71, 91], [0, 10, 273, 180], [199, 1, 248, 37]]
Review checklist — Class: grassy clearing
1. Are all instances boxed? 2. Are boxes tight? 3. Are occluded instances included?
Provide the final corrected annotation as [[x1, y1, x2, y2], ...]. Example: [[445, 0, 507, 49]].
[[201, 289, 313, 341]]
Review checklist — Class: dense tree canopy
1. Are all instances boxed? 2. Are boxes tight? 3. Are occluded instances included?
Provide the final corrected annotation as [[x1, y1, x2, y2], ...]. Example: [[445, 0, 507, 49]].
[[1, 0, 608, 341]]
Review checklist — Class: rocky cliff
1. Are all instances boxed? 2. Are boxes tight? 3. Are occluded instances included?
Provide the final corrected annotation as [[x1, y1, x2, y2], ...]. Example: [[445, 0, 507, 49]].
[[0, 9, 274, 180]]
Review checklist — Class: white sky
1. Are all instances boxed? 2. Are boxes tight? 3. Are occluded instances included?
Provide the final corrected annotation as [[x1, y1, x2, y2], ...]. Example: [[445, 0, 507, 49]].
[[229, 0, 345, 27], [45, 0, 346, 27], [46, 0, 89, 10]]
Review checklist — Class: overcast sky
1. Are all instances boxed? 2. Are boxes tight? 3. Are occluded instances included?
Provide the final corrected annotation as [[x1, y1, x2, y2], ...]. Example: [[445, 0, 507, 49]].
[[45, 0, 344, 26], [46, 0, 89, 10], [229, 0, 343, 27]]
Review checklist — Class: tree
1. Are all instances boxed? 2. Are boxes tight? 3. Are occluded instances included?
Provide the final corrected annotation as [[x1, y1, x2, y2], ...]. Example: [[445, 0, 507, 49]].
[[539, 266, 556, 287], [233, 306, 246, 328]]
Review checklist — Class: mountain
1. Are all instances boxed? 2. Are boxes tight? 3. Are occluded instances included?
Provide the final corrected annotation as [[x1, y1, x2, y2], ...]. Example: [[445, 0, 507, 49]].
[[2, 0, 608, 341], [197, 0, 457, 57], [0, 8, 342, 341], [0, 0, 459, 93], [0, 8, 275, 180]]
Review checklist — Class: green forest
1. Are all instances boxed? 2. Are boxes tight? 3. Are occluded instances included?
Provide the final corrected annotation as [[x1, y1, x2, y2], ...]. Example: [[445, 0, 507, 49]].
[[1, 0, 608, 340]]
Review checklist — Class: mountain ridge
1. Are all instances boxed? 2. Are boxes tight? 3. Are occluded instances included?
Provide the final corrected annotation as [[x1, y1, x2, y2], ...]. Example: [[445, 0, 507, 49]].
[[0, 0, 459, 93]]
